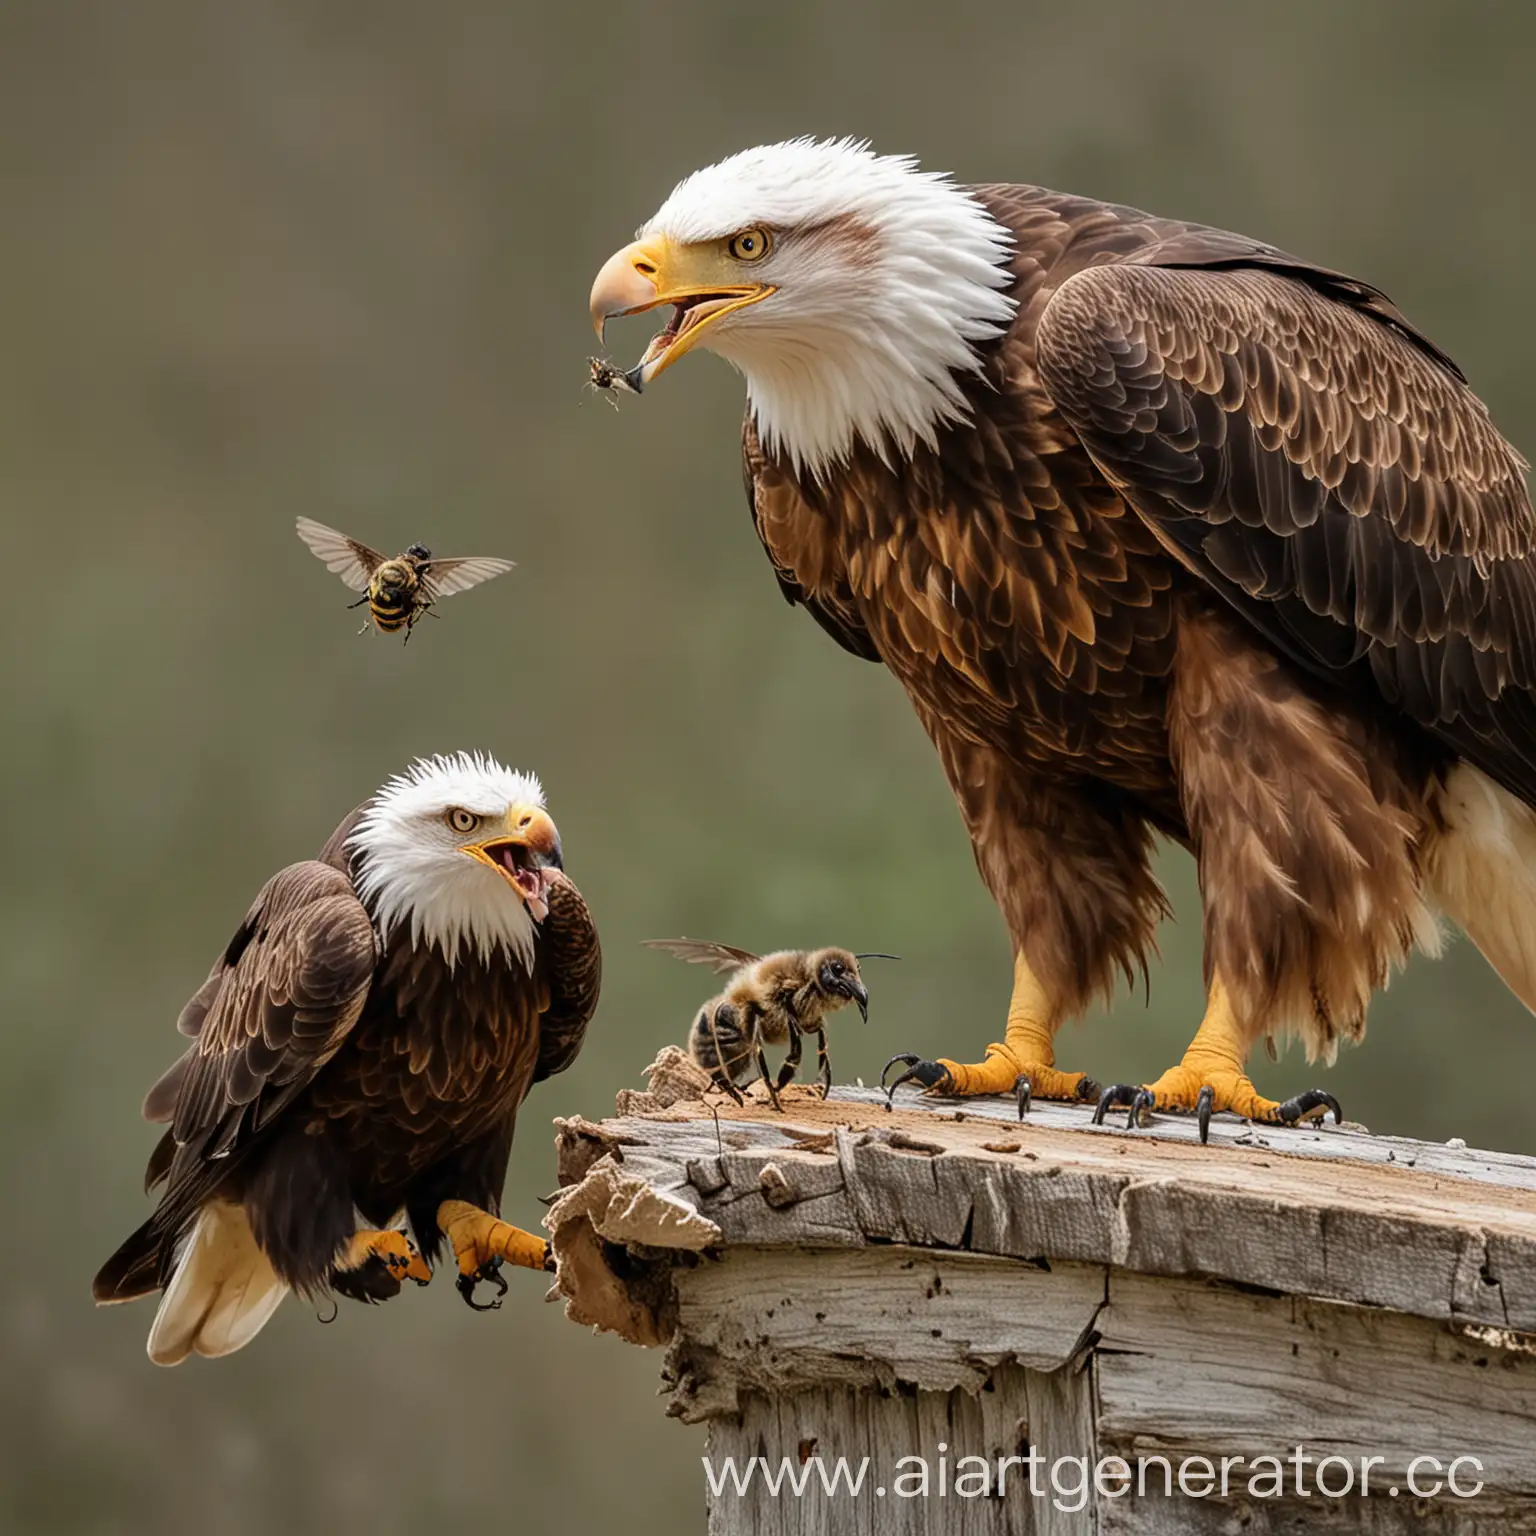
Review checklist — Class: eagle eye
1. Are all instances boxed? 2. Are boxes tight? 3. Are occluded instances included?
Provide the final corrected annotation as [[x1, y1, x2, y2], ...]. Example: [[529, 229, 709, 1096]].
[[445, 807, 480, 834], [728, 228, 772, 263]]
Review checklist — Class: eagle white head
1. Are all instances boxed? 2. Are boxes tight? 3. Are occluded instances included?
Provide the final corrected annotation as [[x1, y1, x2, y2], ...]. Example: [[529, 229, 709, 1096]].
[[590, 138, 1017, 479], [347, 752, 559, 972]]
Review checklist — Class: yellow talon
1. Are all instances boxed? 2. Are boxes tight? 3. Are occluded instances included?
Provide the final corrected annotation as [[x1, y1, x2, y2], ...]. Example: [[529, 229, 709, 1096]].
[[1099, 977, 1343, 1141], [935, 1043, 1092, 1102], [337, 1228, 432, 1286], [1140, 1059, 1278, 1119], [894, 953, 1094, 1103], [437, 1199, 550, 1279]]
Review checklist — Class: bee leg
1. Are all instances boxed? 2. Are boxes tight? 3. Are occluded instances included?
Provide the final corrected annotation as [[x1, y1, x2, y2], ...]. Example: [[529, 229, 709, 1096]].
[[814, 1031, 833, 1099], [346, 596, 369, 610], [754, 1043, 784, 1111], [773, 1023, 804, 1093], [713, 1070, 746, 1107]]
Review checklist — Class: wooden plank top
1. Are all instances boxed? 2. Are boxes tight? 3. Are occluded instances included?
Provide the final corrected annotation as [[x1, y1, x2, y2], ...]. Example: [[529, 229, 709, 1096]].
[[547, 1050, 1536, 1340]]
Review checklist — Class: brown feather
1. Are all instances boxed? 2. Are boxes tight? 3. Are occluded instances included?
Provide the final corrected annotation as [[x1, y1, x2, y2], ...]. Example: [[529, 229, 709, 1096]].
[[1034, 255, 1536, 805], [96, 803, 601, 1302], [533, 872, 602, 1083], [739, 181, 1532, 1055]]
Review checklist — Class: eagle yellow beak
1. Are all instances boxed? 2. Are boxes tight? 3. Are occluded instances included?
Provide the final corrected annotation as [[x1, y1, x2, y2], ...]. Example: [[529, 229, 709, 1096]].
[[462, 805, 561, 919], [588, 236, 774, 387]]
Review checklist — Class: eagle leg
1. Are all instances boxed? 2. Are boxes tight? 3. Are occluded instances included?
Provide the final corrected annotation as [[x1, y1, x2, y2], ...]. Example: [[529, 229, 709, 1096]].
[[437, 1199, 553, 1312], [882, 955, 1099, 1110], [1100, 979, 1344, 1144], [330, 1228, 433, 1303]]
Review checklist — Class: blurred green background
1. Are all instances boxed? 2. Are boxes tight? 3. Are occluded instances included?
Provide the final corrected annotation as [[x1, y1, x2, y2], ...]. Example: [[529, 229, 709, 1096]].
[[2, 2, 1532, 1531]]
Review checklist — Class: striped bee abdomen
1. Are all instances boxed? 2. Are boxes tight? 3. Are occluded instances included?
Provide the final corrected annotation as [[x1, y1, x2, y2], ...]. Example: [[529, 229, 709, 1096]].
[[369, 599, 411, 633], [367, 565, 420, 633], [688, 1000, 757, 1087]]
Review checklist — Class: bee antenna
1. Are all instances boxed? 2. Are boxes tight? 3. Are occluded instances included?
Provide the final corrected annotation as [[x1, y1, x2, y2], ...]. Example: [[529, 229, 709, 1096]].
[[854, 953, 901, 962]]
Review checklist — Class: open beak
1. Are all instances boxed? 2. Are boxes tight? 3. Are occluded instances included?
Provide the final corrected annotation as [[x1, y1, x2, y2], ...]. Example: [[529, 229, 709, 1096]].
[[462, 805, 562, 922], [589, 236, 774, 388]]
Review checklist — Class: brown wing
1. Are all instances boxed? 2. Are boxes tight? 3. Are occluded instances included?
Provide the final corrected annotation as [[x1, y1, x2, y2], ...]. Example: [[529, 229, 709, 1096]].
[[1035, 256, 1536, 805], [644, 937, 761, 975], [420, 556, 515, 600], [141, 861, 378, 1217], [533, 870, 602, 1083], [295, 517, 387, 592], [743, 415, 881, 663]]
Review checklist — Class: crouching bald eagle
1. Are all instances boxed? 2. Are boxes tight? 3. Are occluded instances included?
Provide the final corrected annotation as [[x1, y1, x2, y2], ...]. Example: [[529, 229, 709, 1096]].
[[591, 137, 1536, 1133], [94, 753, 600, 1363]]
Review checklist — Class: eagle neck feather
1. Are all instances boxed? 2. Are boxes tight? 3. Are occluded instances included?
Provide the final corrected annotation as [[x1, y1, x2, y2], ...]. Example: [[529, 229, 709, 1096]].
[[349, 845, 538, 977]]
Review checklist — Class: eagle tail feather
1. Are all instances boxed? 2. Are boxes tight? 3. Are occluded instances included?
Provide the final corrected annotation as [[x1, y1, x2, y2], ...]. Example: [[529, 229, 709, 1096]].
[[1425, 764, 1536, 1016], [91, 1219, 163, 1305], [145, 1201, 288, 1367]]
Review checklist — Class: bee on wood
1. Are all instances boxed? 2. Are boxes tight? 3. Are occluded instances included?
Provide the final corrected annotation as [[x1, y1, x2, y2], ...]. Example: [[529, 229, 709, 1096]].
[[645, 940, 897, 1109], [586, 356, 642, 405], [295, 518, 514, 643]]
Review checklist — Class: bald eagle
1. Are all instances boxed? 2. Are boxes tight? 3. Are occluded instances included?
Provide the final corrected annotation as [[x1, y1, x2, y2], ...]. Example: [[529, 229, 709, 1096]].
[[591, 137, 1536, 1135], [94, 753, 601, 1363]]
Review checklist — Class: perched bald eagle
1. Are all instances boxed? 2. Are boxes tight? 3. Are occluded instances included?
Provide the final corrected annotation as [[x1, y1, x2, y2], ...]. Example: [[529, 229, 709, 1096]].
[[94, 753, 600, 1363], [591, 137, 1536, 1134]]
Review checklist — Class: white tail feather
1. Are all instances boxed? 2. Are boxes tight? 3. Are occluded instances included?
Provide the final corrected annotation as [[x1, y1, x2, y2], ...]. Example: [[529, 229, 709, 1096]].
[[1424, 764, 1536, 1016], [146, 1202, 288, 1366]]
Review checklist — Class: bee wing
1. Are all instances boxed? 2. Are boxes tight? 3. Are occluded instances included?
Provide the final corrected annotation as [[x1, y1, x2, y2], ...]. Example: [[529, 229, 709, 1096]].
[[420, 556, 516, 601], [295, 518, 386, 593], [643, 938, 762, 975]]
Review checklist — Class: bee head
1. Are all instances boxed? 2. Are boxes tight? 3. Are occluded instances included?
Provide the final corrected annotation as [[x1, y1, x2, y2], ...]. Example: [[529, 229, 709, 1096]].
[[406, 543, 432, 562], [812, 949, 869, 1022]]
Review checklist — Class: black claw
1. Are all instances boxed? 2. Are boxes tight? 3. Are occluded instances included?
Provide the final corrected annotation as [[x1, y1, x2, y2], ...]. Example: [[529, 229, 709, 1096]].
[[1128, 1088, 1156, 1130], [882, 1056, 952, 1105], [1277, 1088, 1343, 1128], [880, 1053, 921, 1092], [1075, 1077, 1103, 1105], [1013, 1074, 1032, 1121], [1196, 1084, 1215, 1145], [456, 1256, 508, 1312], [1092, 1083, 1140, 1126], [817, 1064, 833, 1100]]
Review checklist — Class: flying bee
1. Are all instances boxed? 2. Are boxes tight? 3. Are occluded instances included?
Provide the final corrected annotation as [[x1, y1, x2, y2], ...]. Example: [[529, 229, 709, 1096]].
[[586, 356, 642, 405], [645, 940, 898, 1109], [295, 518, 515, 643]]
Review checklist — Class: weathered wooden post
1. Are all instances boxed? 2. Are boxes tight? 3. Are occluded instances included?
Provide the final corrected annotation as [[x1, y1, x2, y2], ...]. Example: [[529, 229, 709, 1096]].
[[548, 1050, 1536, 1533]]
